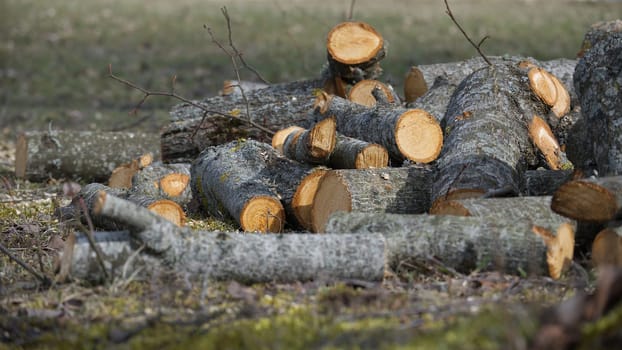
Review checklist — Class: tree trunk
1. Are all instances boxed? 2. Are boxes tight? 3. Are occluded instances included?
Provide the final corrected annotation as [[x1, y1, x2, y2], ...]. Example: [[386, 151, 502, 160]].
[[160, 79, 324, 163], [190, 140, 315, 232], [551, 176, 622, 222], [574, 27, 622, 176], [431, 62, 551, 205], [311, 166, 434, 232], [325, 211, 574, 279], [314, 92, 443, 163], [14, 130, 159, 182]]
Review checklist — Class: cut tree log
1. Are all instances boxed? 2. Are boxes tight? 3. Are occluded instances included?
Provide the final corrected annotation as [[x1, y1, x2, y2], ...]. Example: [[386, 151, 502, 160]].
[[522, 169, 574, 196], [405, 75, 456, 122], [592, 226, 622, 268], [291, 168, 328, 231], [577, 19, 622, 57], [348, 79, 396, 107], [310, 166, 434, 232], [314, 92, 443, 163], [15, 130, 159, 182], [161, 78, 324, 163], [190, 139, 315, 232], [404, 66, 428, 103], [272, 126, 304, 154], [108, 153, 154, 189], [325, 21, 385, 84], [431, 62, 552, 205], [328, 135, 389, 169], [551, 176, 622, 222], [220, 80, 270, 97], [126, 194, 186, 227], [325, 212, 574, 279], [130, 162, 192, 207], [574, 27, 622, 176], [527, 66, 571, 118], [281, 117, 337, 164], [528, 115, 572, 170]]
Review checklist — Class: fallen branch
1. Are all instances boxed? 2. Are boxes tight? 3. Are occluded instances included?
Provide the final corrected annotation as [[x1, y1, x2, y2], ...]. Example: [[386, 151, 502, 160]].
[[0, 242, 52, 287]]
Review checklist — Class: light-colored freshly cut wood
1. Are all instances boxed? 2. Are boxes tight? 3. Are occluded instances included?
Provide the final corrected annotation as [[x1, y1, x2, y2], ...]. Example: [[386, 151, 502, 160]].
[[531, 223, 575, 279], [404, 66, 428, 103], [322, 76, 347, 98], [529, 115, 572, 170], [550, 75, 571, 118], [551, 176, 622, 222], [348, 79, 394, 107], [240, 196, 285, 233], [528, 67, 558, 107], [311, 166, 433, 232], [282, 117, 337, 163], [130, 163, 192, 206], [127, 194, 186, 227], [329, 136, 389, 169], [592, 227, 622, 267], [291, 168, 328, 231], [327, 21, 383, 65], [108, 159, 141, 189], [220, 80, 269, 97], [272, 126, 304, 154]]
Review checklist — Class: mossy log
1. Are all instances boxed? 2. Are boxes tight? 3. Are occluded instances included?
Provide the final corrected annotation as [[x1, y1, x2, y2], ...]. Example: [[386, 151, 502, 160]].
[[314, 92, 443, 163], [311, 166, 434, 232], [325, 212, 574, 279], [431, 63, 552, 205], [574, 28, 622, 176], [552, 176, 622, 222], [522, 169, 574, 196], [161, 79, 324, 163], [130, 162, 192, 207], [14, 130, 159, 182], [190, 140, 314, 232]]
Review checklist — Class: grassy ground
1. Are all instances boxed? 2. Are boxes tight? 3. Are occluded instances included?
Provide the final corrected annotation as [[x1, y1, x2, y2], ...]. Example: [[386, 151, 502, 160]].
[[1, 0, 622, 348]]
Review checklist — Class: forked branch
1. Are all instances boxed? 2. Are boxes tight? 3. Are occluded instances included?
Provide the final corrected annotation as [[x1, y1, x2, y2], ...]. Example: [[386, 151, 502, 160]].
[[444, 0, 492, 66]]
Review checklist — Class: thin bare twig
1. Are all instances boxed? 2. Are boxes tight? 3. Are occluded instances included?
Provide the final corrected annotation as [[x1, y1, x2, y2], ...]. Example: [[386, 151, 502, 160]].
[[76, 197, 110, 282], [108, 65, 275, 135], [444, 0, 492, 66], [0, 242, 52, 287], [347, 0, 356, 21]]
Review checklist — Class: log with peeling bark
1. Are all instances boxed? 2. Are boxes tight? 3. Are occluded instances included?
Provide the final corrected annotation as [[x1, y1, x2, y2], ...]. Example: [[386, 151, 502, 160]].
[[522, 169, 574, 196], [325, 211, 574, 279], [347, 79, 396, 107], [14, 130, 159, 182], [325, 21, 385, 84], [311, 166, 434, 232], [592, 226, 622, 268], [130, 162, 192, 207], [574, 27, 622, 176], [161, 79, 324, 163], [552, 176, 622, 222], [431, 62, 551, 205], [280, 117, 337, 164], [314, 92, 443, 163], [190, 139, 315, 232]]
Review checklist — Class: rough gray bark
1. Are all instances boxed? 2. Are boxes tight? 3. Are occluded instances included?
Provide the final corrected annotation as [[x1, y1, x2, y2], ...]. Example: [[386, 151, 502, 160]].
[[577, 20, 622, 57], [130, 162, 192, 207], [325, 212, 571, 278], [405, 75, 457, 122], [282, 117, 336, 165], [522, 169, 574, 196], [161, 79, 324, 163], [190, 139, 314, 231], [311, 166, 434, 232], [432, 62, 550, 204], [552, 175, 622, 222], [573, 28, 622, 176], [328, 135, 389, 169], [14, 130, 159, 182], [56, 183, 128, 231]]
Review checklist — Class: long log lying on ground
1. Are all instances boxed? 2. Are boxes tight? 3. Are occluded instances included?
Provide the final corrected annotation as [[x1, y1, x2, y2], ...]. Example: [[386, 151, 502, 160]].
[[431, 62, 551, 205], [190, 139, 314, 232], [310, 166, 434, 232], [325, 212, 574, 279], [313, 92, 443, 163], [63, 192, 573, 282], [574, 24, 622, 176], [551, 176, 622, 222], [161, 79, 323, 163], [15, 130, 159, 182]]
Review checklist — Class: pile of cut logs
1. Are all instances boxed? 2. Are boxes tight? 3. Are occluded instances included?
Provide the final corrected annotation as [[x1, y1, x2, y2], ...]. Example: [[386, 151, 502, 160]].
[[17, 20, 621, 284]]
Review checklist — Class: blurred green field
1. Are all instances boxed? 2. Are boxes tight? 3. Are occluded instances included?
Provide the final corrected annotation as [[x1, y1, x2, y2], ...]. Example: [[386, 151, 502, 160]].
[[1, 0, 621, 133]]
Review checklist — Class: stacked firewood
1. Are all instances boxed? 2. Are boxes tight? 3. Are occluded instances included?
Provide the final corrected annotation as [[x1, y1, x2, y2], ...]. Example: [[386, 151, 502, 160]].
[[44, 20, 622, 283]]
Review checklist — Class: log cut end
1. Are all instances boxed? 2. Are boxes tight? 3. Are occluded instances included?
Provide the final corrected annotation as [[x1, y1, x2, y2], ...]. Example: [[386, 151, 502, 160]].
[[146, 199, 186, 227], [309, 117, 337, 159], [527, 66, 570, 118], [592, 228, 622, 268], [550, 75, 571, 118], [14, 132, 28, 179], [355, 144, 389, 169], [348, 80, 394, 107], [529, 115, 572, 170], [551, 181, 617, 222], [532, 223, 575, 280], [108, 160, 140, 189], [240, 195, 285, 233], [404, 66, 428, 103], [395, 109, 443, 163], [273, 126, 305, 154], [311, 171, 352, 232], [327, 22, 383, 65], [292, 168, 329, 230], [313, 91, 333, 115], [429, 200, 471, 216], [156, 173, 190, 197]]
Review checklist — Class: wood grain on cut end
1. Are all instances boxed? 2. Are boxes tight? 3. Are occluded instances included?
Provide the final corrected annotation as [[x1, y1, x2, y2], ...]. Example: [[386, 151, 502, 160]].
[[146, 199, 186, 227], [552, 181, 617, 221], [311, 172, 351, 232], [550, 75, 571, 118], [355, 144, 389, 169], [592, 228, 622, 268], [14, 133, 28, 179], [158, 173, 190, 197], [327, 22, 383, 65], [429, 200, 471, 216], [404, 66, 428, 103], [348, 79, 394, 107], [240, 196, 285, 233], [430, 189, 486, 210], [272, 126, 304, 154], [292, 168, 329, 230], [308, 117, 337, 159], [529, 115, 564, 170], [528, 67, 558, 106], [108, 160, 140, 189], [313, 91, 333, 114], [535, 223, 574, 280], [395, 109, 443, 163]]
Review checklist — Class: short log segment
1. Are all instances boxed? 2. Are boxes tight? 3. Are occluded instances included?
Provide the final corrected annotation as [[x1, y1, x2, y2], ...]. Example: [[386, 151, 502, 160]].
[[404, 66, 428, 103], [592, 226, 622, 268], [161, 79, 324, 163], [311, 166, 434, 232], [348, 80, 396, 107], [328, 135, 389, 169], [551, 176, 622, 222], [314, 92, 443, 163], [291, 168, 329, 231], [432, 63, 550, 204], [15, 130, 160, 182], [281, 117, 337, 164], [574, 27, 622, 176], [325, 212, 574, 279], [190, 140, 315, 232], [130, 162, 192, 207]]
